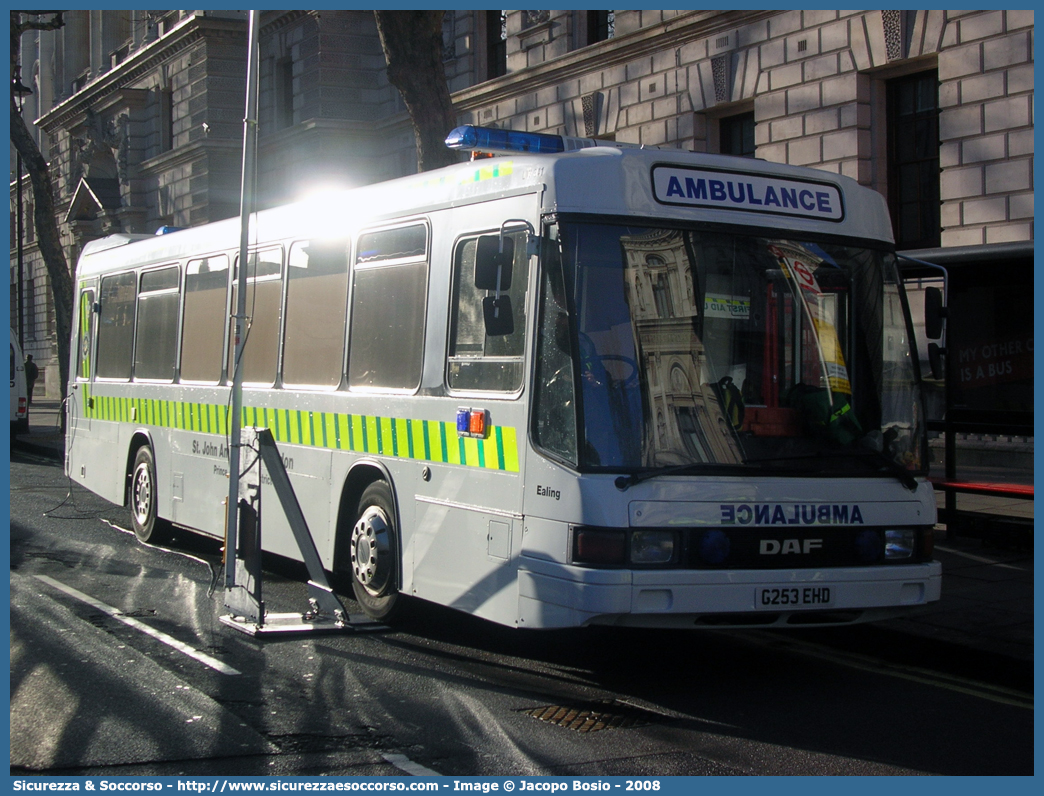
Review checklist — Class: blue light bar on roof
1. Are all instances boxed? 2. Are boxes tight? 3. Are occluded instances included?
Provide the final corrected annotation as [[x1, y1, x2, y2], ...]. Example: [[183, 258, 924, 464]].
[[444, 124, 633, 155], [445, 125, 568, 153]]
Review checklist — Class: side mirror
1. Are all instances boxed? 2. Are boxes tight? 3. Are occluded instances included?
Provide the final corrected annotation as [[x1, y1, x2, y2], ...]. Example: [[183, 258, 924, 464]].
[[483, 295, 514, 336], [924, 286, 945, 340], [475, 235, 513, 291], [928, 342, 944, 380]]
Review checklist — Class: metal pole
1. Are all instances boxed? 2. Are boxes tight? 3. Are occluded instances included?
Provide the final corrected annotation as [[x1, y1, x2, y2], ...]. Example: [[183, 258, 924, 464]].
[[13, 69, 32, 351], [226, 10, 260, 588]]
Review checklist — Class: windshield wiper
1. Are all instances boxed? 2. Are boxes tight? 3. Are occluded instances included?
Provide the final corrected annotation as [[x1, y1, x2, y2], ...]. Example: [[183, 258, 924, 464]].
[[744, 449, 919, 491], [845, 448, 920, 491], [614, 462, 743, 491], [614, 449, 920, 492]]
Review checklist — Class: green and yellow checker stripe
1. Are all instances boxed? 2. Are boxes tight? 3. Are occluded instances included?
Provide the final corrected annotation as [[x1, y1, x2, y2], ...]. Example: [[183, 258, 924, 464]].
[[79, 388, 520, 473], [411, 160, 514, 191]]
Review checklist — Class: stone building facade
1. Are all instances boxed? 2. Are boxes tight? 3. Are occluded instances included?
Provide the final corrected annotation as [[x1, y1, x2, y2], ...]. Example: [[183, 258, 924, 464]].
[[10, 10, 1034, 399]]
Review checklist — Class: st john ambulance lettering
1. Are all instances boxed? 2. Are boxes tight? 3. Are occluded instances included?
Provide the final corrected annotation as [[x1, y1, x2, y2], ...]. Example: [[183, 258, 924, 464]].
[[652, 166, 844, 221], [720, 503, 865, 525]]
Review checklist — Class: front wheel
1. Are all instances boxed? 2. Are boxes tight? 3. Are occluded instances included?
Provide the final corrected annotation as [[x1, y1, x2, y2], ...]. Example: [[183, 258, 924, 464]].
[[130, 446, 172, 544], [349, 480, 405, 621]]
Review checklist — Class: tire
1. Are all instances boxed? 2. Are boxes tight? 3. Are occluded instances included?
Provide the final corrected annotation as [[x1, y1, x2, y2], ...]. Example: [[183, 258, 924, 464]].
[[349, 480, 404, 621], [130, 446, 172, 544]]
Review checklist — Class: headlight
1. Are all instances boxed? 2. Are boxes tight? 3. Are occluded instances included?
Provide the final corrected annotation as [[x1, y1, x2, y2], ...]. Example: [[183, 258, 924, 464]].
[[884, 529, 915, 559], [630, 529, 676, 564]]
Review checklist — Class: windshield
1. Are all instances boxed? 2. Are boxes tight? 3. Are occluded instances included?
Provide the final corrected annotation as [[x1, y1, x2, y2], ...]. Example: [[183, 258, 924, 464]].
[[532, 221, 925, 477]]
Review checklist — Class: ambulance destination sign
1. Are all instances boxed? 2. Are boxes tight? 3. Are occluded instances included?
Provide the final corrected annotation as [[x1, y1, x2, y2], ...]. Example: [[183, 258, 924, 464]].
[[652, 165, 845, 222]]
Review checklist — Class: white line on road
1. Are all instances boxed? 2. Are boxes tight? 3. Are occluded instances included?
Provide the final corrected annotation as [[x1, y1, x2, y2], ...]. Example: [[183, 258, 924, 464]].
[[934, 544, 1029, 571], [34, 574, 241, 676], [736, 630, 1032, 710], [382, 753, 442, 776]]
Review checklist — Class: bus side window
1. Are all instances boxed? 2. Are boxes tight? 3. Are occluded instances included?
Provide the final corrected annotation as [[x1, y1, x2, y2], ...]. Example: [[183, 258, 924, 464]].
[[77, 289, 95, 380], [229, 248, 283, 386], [134, 266, 180, 381], [181, 254, 229, 383], [447, 230, 528, 392], [283, 239, 349, 388], [96, 273, 137, 380], [348, 224, 428, 391]]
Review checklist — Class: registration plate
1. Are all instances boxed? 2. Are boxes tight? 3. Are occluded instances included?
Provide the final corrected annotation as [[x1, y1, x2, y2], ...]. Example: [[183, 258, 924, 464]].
[[756, 585, 834, 609]]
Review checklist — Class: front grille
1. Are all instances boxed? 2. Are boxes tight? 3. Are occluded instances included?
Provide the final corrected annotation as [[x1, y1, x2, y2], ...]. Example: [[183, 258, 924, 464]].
[[684, 526, 927, 569]]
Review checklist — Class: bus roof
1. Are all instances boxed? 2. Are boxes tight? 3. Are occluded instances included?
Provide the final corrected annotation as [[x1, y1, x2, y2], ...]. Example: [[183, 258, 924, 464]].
[[77, 147, 893, 276]]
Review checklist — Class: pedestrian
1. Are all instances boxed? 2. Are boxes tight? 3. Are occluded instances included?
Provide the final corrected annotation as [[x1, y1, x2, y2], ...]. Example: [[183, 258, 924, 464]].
[[24, 354, 38, 406]]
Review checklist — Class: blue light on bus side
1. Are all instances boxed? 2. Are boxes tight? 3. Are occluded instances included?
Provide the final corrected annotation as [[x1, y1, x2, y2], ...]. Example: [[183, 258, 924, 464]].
[[456, 408, 471, 435], [444, 125, 565, 154]]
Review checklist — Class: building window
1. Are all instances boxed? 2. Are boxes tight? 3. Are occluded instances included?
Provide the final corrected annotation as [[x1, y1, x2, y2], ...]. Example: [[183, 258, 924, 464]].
[[442, 13, 456, 61], [587, 11, 614, 45], [276, 57, 294, 129], [653, 273, 674, 319], [719, 112, 756, 158], [887, 71, 940, 250], [485, 10, 507, 81], [25, 278, 36, 340], [159, 86, 174, 152]]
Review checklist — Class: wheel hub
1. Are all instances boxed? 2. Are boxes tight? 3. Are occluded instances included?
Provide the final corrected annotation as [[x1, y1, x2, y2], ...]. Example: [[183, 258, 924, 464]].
[[133, 464, 152, 526], [351, 506, 392, 596]]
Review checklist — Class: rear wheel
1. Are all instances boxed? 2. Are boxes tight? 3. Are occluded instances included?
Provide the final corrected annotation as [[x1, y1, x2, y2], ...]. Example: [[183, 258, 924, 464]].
[[350, 480, 404, 621], [130, 446, 172, 544]]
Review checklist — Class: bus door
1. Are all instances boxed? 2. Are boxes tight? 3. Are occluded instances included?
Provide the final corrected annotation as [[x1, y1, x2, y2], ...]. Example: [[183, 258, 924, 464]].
[[410, 199, 536, 625], [67, 285, 107, 490]]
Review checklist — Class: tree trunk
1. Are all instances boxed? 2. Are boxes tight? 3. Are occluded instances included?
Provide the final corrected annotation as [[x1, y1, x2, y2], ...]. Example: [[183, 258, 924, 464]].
[[10, 109, 73, 401], [11, 11, 72, 402], [373, 11, 460, 172]]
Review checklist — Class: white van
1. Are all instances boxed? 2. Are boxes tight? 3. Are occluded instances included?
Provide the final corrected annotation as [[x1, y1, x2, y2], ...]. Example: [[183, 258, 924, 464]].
[[10, 330, 28, 434]]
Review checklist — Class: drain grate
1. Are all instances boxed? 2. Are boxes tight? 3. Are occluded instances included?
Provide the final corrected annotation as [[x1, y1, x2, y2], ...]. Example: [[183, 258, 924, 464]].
[[521, 701, 654, 733]]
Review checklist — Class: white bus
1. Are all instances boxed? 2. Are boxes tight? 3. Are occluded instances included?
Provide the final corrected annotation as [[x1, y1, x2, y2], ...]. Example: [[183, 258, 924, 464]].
[[66, 127, 940, 629], [11, 329, 28, 434]]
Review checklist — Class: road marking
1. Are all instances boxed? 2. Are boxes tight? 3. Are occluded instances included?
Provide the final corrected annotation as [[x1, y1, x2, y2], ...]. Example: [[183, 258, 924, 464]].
[[735, 631, 1032, 710], [34, 574, 241, 676], [382, 753, 442, 776], [935, 544, 1029, 571]]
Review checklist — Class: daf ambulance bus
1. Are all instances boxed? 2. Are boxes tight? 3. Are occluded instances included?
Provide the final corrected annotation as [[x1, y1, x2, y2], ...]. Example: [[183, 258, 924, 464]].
[[66, 127, 940, 629]]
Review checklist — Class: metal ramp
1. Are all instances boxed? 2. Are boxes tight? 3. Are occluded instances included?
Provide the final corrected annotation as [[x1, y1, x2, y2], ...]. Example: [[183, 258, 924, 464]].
[[220, 427, 385, 637]]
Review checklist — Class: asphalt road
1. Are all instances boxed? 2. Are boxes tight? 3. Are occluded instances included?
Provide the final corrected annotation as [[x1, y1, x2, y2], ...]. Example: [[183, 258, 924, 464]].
[[10, 450, 1033, 776]]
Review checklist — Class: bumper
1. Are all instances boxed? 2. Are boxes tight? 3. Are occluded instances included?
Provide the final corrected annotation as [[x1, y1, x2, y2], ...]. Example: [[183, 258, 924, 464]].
[[517, 557, 942, 629]]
